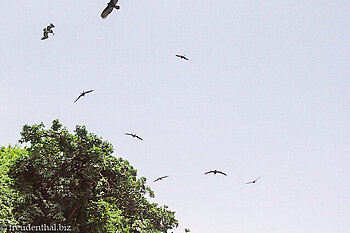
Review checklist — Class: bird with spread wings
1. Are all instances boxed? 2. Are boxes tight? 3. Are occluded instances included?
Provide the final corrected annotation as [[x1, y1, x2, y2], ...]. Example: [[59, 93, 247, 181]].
[[101, 0, 120, 19], [124, 133, 143, 141], [204, 170, 227, 176], [74, 90, 94, 103], [153, 175, 169, 182], [176, 54, 189, 60], [245, 176, 261, 184]]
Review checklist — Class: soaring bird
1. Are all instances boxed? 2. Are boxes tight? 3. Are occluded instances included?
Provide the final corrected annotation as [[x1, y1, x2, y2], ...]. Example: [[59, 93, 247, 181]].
[[41, 23, 55, 40], [153, 175, 169, 182], [176, 54, 189, 60], [124, 133, 143, 141], [74, 90, 94, 103], [101, 0, 120, 19], [245, 176, 261, 184], [204, 170, 227, 176]]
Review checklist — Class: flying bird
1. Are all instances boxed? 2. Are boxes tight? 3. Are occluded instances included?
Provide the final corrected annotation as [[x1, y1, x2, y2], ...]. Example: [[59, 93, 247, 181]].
[[41, 23, 55, 40], [101, 0, 120, 19], [124, 133, 143, 141], [153, 175, 169, 182], [74, 90, 94, 103], [176, 54, 189, 60], [245, 176, 261, 184], [204, 170, 227, 176]]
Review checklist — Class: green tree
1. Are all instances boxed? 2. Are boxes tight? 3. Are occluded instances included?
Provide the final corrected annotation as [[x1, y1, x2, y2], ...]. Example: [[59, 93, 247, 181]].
[[6, 120, 178, 232], [0, 146, 27, 227]]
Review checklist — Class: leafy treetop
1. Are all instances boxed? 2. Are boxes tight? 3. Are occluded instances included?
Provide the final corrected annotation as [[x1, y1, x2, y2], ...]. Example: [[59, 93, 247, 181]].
[[7, 120, 178, 233]]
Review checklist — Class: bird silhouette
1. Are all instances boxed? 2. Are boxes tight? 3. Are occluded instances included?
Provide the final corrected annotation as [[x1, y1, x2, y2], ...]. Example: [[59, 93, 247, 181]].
[[153, 175, 169, 182], [204, 170, 227, 176], [41, 23, 55, 40], [74, 90, 94, 103], [101, 0, 120, 19], [176, 54, 189, 60], [124, 133, 143, 141], [245, 176, 261, 184]]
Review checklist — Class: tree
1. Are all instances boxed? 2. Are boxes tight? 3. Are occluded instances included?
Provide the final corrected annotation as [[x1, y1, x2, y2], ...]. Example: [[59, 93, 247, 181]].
[[0, 146, 27, 227], [6, 120, 178, 232]]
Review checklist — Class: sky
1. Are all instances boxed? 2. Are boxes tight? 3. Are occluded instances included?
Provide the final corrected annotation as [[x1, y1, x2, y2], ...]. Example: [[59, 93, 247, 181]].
[[0, 0, 349, 232]]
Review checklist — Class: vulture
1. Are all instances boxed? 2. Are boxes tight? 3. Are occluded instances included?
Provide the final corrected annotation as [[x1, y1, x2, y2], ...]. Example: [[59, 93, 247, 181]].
[[176, 54, 189, 60], [153, 176, 169, 182], [204, 170, 227, 176], [101, 0, 120, 19], [245, 176, 261, 184], [74, 90, 94, 103], [41, 23, 55, 40], [124, 133, 143, 141]]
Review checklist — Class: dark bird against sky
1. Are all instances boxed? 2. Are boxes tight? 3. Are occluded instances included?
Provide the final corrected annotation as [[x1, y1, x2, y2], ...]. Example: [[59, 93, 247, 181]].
[[41, 23, 55, 40], [176, 54, 189, 60], [204, 170, 227, 176], [124, 133, 143, 141], [245, 176, 261, 184], [101, 0, 120, 19], [74, 90, 94, 103], [153, 175, 169, 182]]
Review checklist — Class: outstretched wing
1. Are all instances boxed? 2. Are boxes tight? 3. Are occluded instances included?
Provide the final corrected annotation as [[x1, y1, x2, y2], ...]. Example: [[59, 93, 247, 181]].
[[217, 171, 227, 176], [183, 56, 189, 60], [85, 89, 94, 94], [135, 135, 143, 141], [124, 133, 133, 136], [204, 170, 214, 175], [254, 176, 261, 182], [74, 94, 83, 103], [101, 5, 113, 18], [245, 181, 254, 184]]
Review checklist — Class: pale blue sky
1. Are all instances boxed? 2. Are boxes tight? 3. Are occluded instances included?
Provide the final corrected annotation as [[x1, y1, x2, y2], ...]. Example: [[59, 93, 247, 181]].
[[0, 1, 349, 232]]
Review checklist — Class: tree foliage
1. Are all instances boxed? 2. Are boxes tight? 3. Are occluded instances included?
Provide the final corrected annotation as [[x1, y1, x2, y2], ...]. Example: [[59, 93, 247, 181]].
[[4, 120, 177, 232], [0, 146, 27, 227]]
